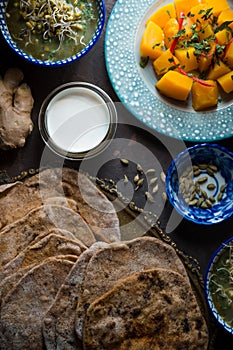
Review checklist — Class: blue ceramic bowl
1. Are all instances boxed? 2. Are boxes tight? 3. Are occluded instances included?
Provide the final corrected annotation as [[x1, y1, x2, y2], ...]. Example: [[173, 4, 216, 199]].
[[0, 0, 105, 66], [166, 143, 233, 225], [205, 237, 233, 335]]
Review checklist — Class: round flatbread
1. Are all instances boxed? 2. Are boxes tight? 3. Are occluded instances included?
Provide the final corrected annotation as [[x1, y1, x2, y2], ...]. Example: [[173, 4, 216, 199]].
[[0, 257, 74, 350], [42, 242, 108, 350], [75, 236, 190, 339], [0, 167, 120, 243], [83, 268, 209, 350], [0, 204, 95, 269], [0, 231, 86, 282]]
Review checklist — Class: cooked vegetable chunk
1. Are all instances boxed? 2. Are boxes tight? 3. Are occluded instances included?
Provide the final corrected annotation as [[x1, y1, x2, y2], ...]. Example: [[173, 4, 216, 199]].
[[174, 0, 200, 18], [224, 41, 233, 68], [217, 71, 233, 93], [207, 60, 231, 80], [192, 80, 218, 111], [156, 70, 193, 101], [153, 49, 180, 75], [146, 3, 176, 29], [140, 21, 164, 60], [175, 47, 199, 72], [204, 0, 230, 16]]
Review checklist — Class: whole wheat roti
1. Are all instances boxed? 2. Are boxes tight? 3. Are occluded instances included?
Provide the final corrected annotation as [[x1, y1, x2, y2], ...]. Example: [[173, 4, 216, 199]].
[[0, 204, 95, 270], [83, 268, 209, 350], [43, 241, 108, 350], [0, 255, 79, 306], [75, 236, 190, 339], [0, 231, 87, 282], [0, 257, 74, 350], [0, 167, 120, 243]]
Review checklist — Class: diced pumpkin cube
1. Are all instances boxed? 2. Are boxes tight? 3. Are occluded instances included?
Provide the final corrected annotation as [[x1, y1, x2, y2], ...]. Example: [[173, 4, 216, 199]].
[[198, 43, 216, 72], [198, 23, 215, 41], [223, 41, 233, 68], [179, 16, 195, 41], [175, 47, 199, 72], [156, 70, 193, 101], [218, 9, 233, 31], [192, 80, 218, 110], [140, 21, 164, 60], [207, 60, 231, 80], [153, 49, 180, 75], [204, 0, 230, 17], [146, 3, 177, 29], [215, 29, 232, 46], [163, 18, 179, 49], [217, 71, 233, 93], [189, 4, 213, 26], [174, 0, 201, 18]]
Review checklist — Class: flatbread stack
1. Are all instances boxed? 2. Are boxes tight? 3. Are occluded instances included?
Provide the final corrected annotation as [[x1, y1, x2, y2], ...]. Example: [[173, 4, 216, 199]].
[[0, 168, 209, 349]]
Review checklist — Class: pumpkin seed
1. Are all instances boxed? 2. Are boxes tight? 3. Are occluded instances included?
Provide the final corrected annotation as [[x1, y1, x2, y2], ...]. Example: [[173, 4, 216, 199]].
[[137, 178, 144, 187], [207, 168, 215, 177], [137, 163, 143, 173], [217, 192, 223, 201], [123, 175, 128, 183], [145, 191, 155, 203], [207, 183, 216, 190], [194, 169, 202, 177], [197, 176, 208, 184], [120, 158, 129, 165], [220, 184, 227, 193], [208, 164, 218, 172], [162, 192, 167, 202], [200, 201, 209, 209], [189, 199, 198, 206], [198, 163, 208, 170], [197, 197, 204, 207], [146, 168, 156, 175], [209, 196, 216, 203], [160, 171, 166, 183], [152, 184, 159, 194], [205, 199, 213, 208], [134, 174, 140, 183], [149, 177, 158, 186]]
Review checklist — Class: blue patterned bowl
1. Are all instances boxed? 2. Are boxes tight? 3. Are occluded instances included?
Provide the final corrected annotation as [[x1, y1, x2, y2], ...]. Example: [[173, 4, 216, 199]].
[[0, 0, 105, 66], [205, 237, 233, 334], [166, 143, 233, 225]]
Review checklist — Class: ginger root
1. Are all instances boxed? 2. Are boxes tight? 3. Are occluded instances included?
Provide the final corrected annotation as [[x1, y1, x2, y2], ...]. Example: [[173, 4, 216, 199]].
[[0, 68, 34, 150]]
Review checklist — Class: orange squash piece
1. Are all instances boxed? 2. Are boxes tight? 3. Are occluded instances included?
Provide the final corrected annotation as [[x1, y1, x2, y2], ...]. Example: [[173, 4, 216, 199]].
[[192, 80, 218, 110], [153, 49, 180, 75], [207, 60, 231, 80], [140, 21, 164, 60], [204, 0, 230, 17], [146, 3, 177, 29], [163, 18, 179, 48], [156, 70, 193, 101], [175, 47, 199, 72], [215, 29, 232, 46], [217, 71, 233, 93], [189, 4, 213, 26], [174, 0, 201, 18], [224, 41, 233, 68], [218, 9, 233, 31]]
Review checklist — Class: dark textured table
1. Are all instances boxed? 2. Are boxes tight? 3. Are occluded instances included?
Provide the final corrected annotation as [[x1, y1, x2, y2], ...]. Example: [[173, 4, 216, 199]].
[[1, 0, 233, 348]]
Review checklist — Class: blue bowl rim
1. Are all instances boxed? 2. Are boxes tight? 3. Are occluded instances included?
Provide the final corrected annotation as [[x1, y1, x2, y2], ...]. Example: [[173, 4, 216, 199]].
[[165, 143, 233, 225], [0, 0, 105, 66], [204, 236, 233, 335]]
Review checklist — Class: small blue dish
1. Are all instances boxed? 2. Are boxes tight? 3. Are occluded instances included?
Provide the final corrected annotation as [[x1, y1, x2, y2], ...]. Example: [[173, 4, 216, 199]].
[[166, 143, 233, 225], [205, 236, 233, 335], [0, 0, 105, 66]]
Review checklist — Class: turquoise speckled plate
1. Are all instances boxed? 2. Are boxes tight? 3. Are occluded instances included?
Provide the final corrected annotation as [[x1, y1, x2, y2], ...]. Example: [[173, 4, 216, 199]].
[[104, 0, 233, 142]]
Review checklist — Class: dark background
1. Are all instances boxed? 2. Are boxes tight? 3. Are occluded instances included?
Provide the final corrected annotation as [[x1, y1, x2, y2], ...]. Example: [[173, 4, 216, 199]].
[[1, 0, 233, 348]]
